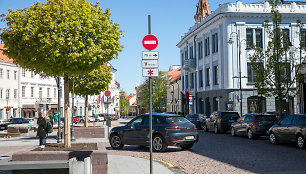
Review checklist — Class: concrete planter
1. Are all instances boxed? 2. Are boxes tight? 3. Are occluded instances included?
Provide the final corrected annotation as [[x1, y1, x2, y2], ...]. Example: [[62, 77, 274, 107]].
[[12, 142, 108, 174], [73, 127, 105, 139]]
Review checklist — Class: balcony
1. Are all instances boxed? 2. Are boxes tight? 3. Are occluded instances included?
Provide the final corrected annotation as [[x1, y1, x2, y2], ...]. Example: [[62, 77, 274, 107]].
[[183, 59, 196, 71]]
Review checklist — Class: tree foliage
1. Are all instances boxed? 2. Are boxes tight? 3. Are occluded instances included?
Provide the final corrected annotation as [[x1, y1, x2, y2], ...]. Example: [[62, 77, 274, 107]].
[[249, 0, 305, 115], [119, 91, 130, 115], [0, 0, 123, 77], [138, 73, 167, 112]]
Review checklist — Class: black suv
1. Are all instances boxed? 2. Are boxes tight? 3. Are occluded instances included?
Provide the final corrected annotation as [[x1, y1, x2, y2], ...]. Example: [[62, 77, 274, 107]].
[[109, 113, 198, 152], [204, 111, 240, 133], [268, 114, 306, 149]]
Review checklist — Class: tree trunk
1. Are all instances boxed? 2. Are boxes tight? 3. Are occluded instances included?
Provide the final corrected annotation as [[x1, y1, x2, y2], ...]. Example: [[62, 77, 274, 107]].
[[85, 95, 88, 128], [64, 76, 71, 148]]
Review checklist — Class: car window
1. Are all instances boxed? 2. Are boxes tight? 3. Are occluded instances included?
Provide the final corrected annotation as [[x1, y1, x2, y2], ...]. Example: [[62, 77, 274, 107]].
[[129, 116, 143, 128], [280, 116, 293, 125], [238, 116, 245, 122], [166, 117, 190, 124], [293, 116, 306, 126], [221, 112, 240, 120], [256, 115, 277, 121]]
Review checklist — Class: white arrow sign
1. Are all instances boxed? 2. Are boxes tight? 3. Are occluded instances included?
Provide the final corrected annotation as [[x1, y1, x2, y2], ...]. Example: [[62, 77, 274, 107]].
[[142, 68, 159, 77], [142, 51, 159, 60], [142, 59, 158, 68]]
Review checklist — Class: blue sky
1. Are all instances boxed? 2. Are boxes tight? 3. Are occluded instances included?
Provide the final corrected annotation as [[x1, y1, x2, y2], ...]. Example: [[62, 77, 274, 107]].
[[0, 0, 274, 94]]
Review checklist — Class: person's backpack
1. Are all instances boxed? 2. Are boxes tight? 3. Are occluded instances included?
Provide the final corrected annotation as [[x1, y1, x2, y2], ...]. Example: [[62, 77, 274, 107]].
[[45, 120, 53, 134]]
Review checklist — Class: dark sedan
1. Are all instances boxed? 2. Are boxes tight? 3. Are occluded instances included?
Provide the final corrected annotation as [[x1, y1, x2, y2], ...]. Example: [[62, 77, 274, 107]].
[[185, 114, 207, 129], [0, 118, 29, 130], [268, 114, 306, 149], [109, 113, 198, 152], [204, 111, 240, 133], [231, 114, 277, 139]]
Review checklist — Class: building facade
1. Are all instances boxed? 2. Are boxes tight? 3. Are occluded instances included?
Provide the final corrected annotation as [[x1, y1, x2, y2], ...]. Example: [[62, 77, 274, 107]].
[[167, 65, 182, 114], [178, 1, 306, 116]]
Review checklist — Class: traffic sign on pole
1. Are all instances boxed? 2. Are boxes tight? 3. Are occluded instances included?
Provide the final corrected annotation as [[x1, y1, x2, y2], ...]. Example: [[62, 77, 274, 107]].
[[105, 90, 111, 97], [142, 68, 159, 77], [142, 51, 159, 60], [142, 34, 158, 50], [142, 59, 158, 68]]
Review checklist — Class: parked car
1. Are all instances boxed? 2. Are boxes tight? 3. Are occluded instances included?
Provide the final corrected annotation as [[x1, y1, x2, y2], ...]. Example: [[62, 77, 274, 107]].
[[74, 116, 85, 123], [25, 118, 35, 124], [185, 114, 208, 129], [88, 116, 96, 122], [109, 113, 198, 152], [0, 118, 29, 130], [231, 114, 277, 139], [93, 115, 104, 122], [98, 113, 109, 121], [204, 111, 240, 133], [268, 114, 306, 149]]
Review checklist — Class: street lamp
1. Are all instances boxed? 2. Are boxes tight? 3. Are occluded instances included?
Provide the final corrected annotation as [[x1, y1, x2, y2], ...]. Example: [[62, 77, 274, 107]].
[[6, 97, 9, 119], [228, 30, 248, 116]]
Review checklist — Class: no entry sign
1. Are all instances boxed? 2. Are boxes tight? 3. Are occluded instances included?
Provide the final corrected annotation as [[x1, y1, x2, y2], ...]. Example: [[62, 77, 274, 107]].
[[142, 34, 158, 50]]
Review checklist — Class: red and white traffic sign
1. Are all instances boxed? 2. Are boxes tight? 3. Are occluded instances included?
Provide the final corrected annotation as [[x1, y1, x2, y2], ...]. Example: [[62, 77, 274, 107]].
[[142, 68, 158, 77], [142, 34, 158, 50], [189, 94, 192, 98]]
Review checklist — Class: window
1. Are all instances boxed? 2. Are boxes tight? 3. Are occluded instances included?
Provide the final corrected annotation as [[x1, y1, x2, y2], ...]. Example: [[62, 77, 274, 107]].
[[7, 70, 10, 79], [14, 71, 17, 80], [184, 50, 188, 60], [255, 29, 263, 48], [6, 89, 10, 99], [280, 116, 293, 125], [198, 41, 203, 59], [130, 116, 143, 128], [191, 73, 194, 89], [31, 72, 34, 78], [205, 97, 211, 116], [185, 75, 189, 89], [80, 107, 82, 115], [13, 109, 17, 117], [22, 86, 26, 97], [22, 69, 26, 77], [301, 29, 306, 48], [47, 88, 50, 98], [54, 88, 57, 98], [181, 53, 184, 66], [14, 89, 17, 99], [247, 63, 256, 83], [31, 87, 34, 98], [0, 88, 2, 99], [199, 70, 203, 88], [212, 33, 218, 53], [246, 28, 253, 48], [282, 29, 290, 46], [206, 68, 210, 86], [205, 37, 210, 56], [39, 87, 42, 98], [182, 76, 184, 91], [0, 68, 2, 79], [213, 66, 219, 85], [213, 97, 219, 111], [189, 46, 193, 59]]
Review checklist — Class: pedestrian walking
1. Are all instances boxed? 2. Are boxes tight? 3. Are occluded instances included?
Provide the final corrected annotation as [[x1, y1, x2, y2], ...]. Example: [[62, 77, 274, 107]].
[[37, 109, 50, 149], [53, 112, 58, 123], [48, 110, 54, 126]]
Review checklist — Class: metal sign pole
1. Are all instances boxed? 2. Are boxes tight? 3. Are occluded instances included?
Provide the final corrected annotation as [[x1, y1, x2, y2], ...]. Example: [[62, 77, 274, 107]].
[[107, 73, 109, 136], [56, 77, 62, 143], [148, 14, 153, 174]]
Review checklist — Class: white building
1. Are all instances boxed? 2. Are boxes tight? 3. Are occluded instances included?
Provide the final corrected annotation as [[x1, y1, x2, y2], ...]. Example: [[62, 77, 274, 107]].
[[177, 0, 306, 116], [0, 46, 19, 119]]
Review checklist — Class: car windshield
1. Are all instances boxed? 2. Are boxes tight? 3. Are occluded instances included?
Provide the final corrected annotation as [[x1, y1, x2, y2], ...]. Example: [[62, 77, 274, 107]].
[[220, 112, 239, 119], [166, 117, 190, 124], [256, 115, 277, 121]]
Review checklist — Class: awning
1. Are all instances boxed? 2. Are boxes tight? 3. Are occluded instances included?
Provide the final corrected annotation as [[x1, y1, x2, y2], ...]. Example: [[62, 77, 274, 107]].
[[22, 109, 37, 112]]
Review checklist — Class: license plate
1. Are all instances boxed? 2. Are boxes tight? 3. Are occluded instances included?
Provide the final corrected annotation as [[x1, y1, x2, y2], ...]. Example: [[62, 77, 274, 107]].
[[185, 136, 194, 140]]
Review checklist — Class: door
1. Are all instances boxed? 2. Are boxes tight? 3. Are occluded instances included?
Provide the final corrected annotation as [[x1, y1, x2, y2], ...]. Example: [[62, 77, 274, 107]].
[[123, 116, 144, 145], [206, 112, 216, 129], [277, 115, 293, 141], [242, 115, 253, 135], [235, 115, 246, 135]]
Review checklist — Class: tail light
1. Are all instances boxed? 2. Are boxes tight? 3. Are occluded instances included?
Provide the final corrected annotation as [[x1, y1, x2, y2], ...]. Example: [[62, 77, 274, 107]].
[[220, 119, 227, 122], [196, 118, 200, 121], [194, 125, 197, 130], [252, 120, 263, 124], [165, 126, 181, 131]]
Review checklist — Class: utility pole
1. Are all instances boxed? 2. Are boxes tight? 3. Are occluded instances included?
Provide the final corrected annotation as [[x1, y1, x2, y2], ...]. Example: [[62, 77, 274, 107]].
[[148, 14, 153, 174]]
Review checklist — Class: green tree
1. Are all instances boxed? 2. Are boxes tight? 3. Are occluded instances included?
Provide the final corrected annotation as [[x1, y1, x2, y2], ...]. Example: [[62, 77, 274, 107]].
[[119, 91, 130, 116], [249, 0, 304, 117], [1, 0, 123, 147], [71, 65, 111, 128], [138, 73, 167, 112]]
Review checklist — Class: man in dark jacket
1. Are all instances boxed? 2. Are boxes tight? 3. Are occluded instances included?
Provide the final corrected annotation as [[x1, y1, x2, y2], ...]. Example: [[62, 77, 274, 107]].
[[37, 110, 50, 149]]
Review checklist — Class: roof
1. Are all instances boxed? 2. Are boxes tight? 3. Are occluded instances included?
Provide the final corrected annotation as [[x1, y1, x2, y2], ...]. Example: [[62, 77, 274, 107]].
[[0, 44, 13, 63], [141, 113, 181, 117], [130, 101, 137, 107], [168, 68, 181, 82], [125, 93, 136, 100]]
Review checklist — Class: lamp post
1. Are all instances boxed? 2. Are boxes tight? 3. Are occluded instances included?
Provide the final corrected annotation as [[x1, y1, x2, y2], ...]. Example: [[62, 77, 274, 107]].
[[55, 76, 62, 143], [6, 97, 9, 119], [228, 30, 248, 116]]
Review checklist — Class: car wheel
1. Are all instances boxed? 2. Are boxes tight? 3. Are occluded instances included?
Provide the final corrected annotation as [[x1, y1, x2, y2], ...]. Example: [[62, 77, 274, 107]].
[[180, 143, 194, 150], [203, 124, 208, 132], [247, 129, 254, 139], [269, 132, 278, 144], [109, 134, 124, 150], [231, 127, 236, 136], [152, 135, 167, 152], [297, 134, 305, 149], [214, 125, 218, 134]]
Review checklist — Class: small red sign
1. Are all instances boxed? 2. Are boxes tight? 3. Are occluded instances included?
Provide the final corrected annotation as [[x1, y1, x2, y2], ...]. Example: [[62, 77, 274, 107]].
[[142, 34, 158, 50], [189, 94, 192, 98]]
